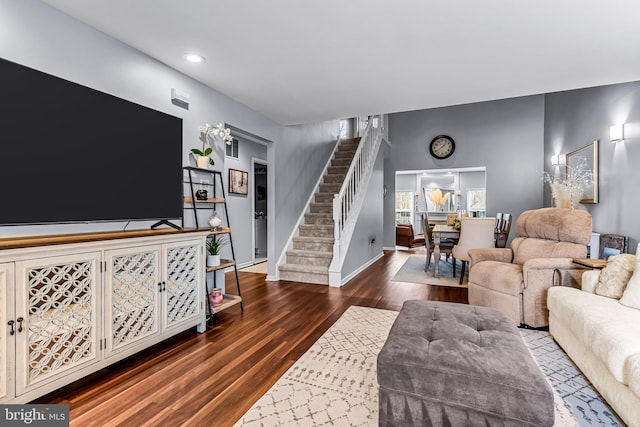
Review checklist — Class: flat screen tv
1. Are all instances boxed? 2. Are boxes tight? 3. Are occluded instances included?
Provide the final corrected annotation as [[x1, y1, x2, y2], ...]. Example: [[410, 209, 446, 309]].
[[0, 58, 183, 226]]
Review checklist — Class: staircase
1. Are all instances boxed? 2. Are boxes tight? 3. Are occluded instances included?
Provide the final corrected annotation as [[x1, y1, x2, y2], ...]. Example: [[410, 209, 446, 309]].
[[278, 137, 361, 284]]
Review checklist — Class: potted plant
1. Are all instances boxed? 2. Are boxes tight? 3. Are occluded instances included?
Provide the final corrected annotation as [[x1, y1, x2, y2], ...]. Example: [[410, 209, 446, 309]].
[[206, 235, 229, 267], [191, 123, 234, 169]]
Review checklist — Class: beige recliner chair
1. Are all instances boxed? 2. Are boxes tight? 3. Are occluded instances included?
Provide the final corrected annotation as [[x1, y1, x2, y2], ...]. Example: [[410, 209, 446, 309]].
[[468, 208, 592, 327]]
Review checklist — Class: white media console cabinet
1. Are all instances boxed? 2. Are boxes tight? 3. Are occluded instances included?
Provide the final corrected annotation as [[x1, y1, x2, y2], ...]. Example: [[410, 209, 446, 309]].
[[0, 228, 209, 403]]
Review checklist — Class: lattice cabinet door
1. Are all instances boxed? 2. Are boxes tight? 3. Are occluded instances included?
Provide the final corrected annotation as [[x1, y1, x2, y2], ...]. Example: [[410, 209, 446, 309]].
[[161, 240, 203, 334], [14, 252, 101, 396], [104, 245, 161, 359], [0, 263, 15, 402]]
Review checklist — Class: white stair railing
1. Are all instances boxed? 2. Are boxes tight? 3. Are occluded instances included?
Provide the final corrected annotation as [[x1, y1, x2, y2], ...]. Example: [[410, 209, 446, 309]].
[[328, 115, 383, 286]]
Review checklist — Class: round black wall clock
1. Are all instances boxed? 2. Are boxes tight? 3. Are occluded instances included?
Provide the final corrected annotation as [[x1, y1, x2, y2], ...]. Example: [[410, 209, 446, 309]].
[[429, 135, 455, 159]]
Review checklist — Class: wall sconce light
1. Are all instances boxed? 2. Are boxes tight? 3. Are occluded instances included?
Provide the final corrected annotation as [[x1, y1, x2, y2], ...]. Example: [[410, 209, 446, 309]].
[[610, 124, 624, 143], [551, 154, 560, 166]]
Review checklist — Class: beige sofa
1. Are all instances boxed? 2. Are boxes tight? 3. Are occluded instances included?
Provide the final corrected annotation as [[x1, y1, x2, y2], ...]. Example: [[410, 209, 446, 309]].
[[548, 248, 640, 427], [468, 208, 592, 327]]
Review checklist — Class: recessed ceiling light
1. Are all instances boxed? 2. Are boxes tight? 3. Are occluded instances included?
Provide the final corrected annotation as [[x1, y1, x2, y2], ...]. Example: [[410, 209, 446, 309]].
[[184, 53, 206, 63]]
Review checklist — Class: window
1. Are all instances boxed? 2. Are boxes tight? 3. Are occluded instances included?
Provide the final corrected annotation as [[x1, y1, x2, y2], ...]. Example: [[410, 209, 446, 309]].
[[225, 138, 239, 159], [395, 191, 413, 225], [339, 120, 348, 138]]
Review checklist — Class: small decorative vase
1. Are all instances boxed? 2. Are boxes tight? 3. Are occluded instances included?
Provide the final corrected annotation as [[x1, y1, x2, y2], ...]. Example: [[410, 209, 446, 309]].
[[195, 189, 208, 200], [208, 213, 222, 230], [209, 288, 223, 306], [196, 155, 210, 169], [207, 254, 221, 267]]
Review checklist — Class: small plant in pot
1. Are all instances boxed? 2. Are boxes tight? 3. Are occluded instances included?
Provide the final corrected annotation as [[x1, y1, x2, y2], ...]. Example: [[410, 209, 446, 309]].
[[192, 123, 234, 169], [206, 235, 229, 267], [191, 145, 214, 169]]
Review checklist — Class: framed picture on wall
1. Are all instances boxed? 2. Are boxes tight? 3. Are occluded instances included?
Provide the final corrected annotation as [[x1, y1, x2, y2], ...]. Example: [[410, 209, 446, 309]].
[[229, 169, 249, 195], [566, 140, 598, 203]]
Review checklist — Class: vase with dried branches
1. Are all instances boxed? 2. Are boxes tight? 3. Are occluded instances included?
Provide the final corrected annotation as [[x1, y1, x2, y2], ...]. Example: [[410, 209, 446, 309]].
[[543, 157, 593, 209], [428, 188, 451, 211]]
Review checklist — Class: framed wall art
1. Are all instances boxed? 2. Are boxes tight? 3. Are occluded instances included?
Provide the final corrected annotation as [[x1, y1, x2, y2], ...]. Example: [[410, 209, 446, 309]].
[[229, 169, 249, 195], [565, 140, 598, 203]]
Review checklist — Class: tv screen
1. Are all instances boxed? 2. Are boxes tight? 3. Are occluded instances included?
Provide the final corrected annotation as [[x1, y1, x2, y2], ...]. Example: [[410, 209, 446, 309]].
[[0, 58, 183, 226]]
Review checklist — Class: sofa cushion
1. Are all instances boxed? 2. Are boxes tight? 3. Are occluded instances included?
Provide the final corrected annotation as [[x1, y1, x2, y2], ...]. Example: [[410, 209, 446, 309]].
[[511, 237, 587, 265], [547, 286, 640, 386], [469, 261, 523, 296], [628, 354, 640, 400], [620, 250, 640, 309], [595, 254, 635, 299], [514, 208, 592, 245]]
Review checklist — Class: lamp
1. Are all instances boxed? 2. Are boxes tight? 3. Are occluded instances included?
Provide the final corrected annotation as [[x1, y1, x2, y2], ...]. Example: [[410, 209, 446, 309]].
[[610, 124, 624, 143], [551, 154, 560, 166]]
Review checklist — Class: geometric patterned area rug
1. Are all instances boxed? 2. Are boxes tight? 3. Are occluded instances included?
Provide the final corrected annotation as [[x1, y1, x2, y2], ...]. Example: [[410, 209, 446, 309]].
[[520, 329, 624, 427], [391, 254, 468, 288], [234, 306, 396, 426], [234, 306, 622, 427]]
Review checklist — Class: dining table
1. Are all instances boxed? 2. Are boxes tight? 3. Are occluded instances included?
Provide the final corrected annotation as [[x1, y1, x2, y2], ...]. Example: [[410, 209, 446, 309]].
[[430, 223, 506, 278]]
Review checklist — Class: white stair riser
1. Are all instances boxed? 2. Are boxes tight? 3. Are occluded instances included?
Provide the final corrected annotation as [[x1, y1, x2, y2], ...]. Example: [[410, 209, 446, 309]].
[[319, 184, 340, 193], [327, 166, 348, 175], [293, 240, 333, 252], [314, 193, 333, 203], [309, 203, 332, 213], [323, 174, 344, 184], [286, 254, 331, 267], [331, 158, 350, 167], [299, 226, 333, 238], [304, 214, 333, 225], [279, 269, 328, 285], [334, 151, 356, 160]]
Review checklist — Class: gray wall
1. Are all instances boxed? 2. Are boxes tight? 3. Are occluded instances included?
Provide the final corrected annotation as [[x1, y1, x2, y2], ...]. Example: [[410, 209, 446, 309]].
[[544, 81, 640, 251], [0, 0, 278, 237], [459, 171, 486, 213], [341, 147, 385, 280], [223, 138, 267, 267], [384, 96, 545, 247], [0, 0, 339, 276], [396, 174, 416, 192]]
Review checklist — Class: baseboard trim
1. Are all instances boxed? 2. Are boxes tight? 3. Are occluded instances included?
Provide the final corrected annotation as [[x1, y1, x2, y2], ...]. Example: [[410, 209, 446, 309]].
[[339, 251, 385, 286]]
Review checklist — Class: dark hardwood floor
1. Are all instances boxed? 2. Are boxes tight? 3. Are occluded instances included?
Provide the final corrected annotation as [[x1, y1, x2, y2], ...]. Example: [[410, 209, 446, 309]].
[[35, 248, 468, 426]]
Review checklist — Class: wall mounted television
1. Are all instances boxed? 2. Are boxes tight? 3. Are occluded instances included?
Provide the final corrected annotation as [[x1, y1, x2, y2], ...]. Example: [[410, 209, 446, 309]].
[[0, 58, 183, 227]]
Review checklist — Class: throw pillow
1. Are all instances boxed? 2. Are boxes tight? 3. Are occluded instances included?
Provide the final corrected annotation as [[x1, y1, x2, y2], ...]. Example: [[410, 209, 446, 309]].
[[620, 255, 640, 309], [595, 254, 635, 299]]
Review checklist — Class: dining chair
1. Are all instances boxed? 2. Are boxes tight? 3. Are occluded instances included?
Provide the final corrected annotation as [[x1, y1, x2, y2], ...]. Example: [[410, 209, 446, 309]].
[[452, 217, 496, 284], [421, 214, 455, 271], [494, 213, 512, 248]]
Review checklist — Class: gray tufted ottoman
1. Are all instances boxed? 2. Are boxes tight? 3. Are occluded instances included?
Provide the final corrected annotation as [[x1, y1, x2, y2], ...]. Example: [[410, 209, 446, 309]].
[[377, 300, 554, 426]]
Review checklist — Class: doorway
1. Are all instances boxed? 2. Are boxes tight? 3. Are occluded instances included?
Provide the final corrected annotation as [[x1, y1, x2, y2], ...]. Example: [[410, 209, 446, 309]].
[[253, 159, 268, 262]]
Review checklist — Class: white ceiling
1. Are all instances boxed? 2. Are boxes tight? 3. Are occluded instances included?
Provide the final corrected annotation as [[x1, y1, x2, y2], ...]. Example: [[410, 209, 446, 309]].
[[41, 0, 640, 125]]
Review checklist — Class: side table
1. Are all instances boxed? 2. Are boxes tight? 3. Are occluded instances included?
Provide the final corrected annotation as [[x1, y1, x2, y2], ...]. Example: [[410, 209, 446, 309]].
[[573, 258, 607, 269]]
